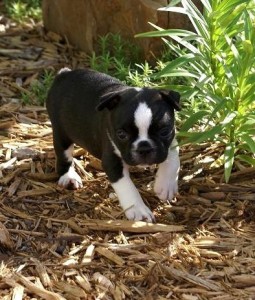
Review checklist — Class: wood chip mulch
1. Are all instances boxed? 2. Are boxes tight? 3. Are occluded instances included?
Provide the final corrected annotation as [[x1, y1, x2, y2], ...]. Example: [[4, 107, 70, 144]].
[[0, 19, 255, 300]]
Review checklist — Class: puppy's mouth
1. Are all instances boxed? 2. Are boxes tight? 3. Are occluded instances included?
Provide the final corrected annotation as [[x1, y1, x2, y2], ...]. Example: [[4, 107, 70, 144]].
[[130, 149, 157, 166]]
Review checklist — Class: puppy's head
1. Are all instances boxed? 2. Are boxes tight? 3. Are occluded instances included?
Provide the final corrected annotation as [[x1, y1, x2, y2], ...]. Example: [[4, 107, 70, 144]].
[[96, 87, 180, 166]]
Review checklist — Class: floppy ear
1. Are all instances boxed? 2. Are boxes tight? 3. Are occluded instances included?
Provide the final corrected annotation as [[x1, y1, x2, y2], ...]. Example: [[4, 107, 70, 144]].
[[160, 90, 181, 111], [96, 91, 121, 111]]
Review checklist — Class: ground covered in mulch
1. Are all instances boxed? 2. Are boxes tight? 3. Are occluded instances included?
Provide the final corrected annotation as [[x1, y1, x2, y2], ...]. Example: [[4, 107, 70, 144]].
[[0, 18, 255, 300]]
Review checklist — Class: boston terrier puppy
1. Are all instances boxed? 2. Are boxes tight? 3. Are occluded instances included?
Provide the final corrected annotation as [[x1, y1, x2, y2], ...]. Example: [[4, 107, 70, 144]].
[[46, 68, 181, 222]]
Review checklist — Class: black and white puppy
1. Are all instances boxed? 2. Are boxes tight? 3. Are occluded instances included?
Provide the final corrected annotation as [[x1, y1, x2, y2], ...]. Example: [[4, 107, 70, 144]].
[[46, 68, 181, 222]]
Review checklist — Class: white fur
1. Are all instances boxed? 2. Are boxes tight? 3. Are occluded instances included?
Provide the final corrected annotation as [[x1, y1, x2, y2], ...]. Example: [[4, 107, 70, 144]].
[[112, 164, 155, 222], [133, 102, 153, 147], [107, 132, 122, 158], [58, 67, 71, 74], [134, 87, 142, 92], [58, 166, 83, 189], [58, 144, 82, 189], [154, 138, 179, 201], [64, 144, 74, 162]]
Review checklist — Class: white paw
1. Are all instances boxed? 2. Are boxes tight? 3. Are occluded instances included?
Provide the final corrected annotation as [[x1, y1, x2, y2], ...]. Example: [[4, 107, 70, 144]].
[[58, 167, 83, 189], [154, 146, 180, 201], [154, 175, 178, 201], [125, 203, 155, 223]]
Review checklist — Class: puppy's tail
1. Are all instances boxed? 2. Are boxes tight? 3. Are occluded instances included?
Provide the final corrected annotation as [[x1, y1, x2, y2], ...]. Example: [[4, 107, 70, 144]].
[[58, 67, 71, 74]]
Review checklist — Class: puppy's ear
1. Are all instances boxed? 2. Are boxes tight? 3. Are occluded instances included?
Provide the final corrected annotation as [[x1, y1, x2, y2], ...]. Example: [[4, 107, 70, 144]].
[[96, 91, 121, 111], [160, 90, 181, 111]]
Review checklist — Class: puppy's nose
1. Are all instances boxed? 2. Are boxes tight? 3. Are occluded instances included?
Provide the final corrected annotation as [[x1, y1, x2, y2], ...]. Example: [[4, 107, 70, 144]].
[[137, 141, 154, 156]]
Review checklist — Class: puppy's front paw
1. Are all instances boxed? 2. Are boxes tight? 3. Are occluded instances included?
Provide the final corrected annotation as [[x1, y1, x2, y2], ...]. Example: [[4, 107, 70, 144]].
[[154, 174, 178, 201], [58, 167, 83, 189], [125, 203, 155, 223]]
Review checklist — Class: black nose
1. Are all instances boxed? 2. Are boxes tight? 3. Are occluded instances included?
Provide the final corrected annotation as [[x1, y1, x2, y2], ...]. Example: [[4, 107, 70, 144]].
[[137, 141, 154, 156]]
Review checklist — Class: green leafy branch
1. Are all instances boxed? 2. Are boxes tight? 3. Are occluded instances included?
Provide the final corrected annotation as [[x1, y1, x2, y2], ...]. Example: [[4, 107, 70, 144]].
[[136, 0, 255, 182]]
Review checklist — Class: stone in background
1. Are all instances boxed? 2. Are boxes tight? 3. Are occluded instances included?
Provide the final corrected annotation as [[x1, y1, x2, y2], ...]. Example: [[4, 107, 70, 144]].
[[42, 0, 202, 59]]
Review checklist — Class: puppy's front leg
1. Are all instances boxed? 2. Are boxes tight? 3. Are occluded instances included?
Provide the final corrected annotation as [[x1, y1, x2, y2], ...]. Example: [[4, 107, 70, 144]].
[[154, 138, 180, 201], [102, 154, 155, 222], [53, 137, 83, 190]]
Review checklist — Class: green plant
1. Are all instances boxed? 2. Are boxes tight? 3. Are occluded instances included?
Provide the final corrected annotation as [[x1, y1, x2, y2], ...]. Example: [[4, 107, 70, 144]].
[[127, 62, 155, 87], [89, 33, 165, 85], [89, 33, 139, 75], [136, 0, 255, 182], [4, 0, 42, 23], [89, 33, 177, 87], [21, 70, 54, 106]]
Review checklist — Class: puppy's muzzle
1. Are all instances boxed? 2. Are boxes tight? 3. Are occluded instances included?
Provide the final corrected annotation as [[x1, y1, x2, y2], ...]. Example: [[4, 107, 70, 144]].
[[133, 141, 156, 165], [136, 140, 154, 155]]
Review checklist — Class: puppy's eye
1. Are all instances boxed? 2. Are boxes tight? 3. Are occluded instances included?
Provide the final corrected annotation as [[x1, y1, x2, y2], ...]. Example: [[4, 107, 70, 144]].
[[116, 129, 129, 141], [159, 127, 171, 138]]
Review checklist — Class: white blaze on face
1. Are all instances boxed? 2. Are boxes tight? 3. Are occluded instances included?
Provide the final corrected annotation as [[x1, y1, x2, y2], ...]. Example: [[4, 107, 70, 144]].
[[133, 102, 153, 147]]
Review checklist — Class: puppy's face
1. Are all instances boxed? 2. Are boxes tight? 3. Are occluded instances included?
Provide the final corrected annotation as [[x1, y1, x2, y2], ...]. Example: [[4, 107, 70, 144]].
[[97, 88, 180, 166]]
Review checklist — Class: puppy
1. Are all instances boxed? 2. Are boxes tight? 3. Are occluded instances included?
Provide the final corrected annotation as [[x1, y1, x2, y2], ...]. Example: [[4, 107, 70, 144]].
[[46, 68, 181, 222]]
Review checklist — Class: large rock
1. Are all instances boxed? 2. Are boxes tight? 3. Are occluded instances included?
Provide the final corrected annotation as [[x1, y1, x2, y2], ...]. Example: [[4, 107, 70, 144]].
[[42, 0, 202, 59]]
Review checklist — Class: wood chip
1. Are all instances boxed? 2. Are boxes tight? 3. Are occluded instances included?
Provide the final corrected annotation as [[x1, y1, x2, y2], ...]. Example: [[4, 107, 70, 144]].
[[17, 188, 55, 197], [0, 221, 13, 249], [80, 219, 185, 233], [54, 281, 87, 298], [93, 272, 114, 291], [232, 274, 255, 287], [11, 284, 24, 300], [13, 273, 66, 300], [81, 244, 95, 265], [75, 274, 92, 292], [96, 246, 125, 266], [31, 258, 52, 287], [162, 265, 221, 291], [7, 177, 22, 196]]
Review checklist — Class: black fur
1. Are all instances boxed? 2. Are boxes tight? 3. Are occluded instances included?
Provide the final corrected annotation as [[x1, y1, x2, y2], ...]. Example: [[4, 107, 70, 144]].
[[46, 68, 180, 183]]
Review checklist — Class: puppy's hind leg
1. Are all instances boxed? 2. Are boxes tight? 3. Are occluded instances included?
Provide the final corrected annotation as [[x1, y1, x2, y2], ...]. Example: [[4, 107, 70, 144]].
[[53, 131, 83, 189]]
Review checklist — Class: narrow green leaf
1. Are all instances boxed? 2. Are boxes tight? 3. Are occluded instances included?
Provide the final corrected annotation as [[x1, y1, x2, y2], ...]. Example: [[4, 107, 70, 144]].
[[168, 0, 182, 6], [162, 53, 197, 69], [220, 112, 237, 126], [237, 154, 255, 166], [244, 10, 253, 40], [182, 0, 209, 39], [154, 53, 199, 78], [218, 0, 247, 11], [135, 28, 194, 38], [168, 33, 201, 53], [216, 1, 247, 23], [240, 134, 255, 153], [178, 125, 222, 144], [180, 110, 209, 131], [245, 73, 255, 85], [200, 0, 211, 12], [224, 142, 235, 183], [215, 54, 237, 86], [158, 7, 187, 13], [157, 84, 200, 98], [224, 34, 239, 60], [142, 23, 201, 54], [155, 69, 199, 78]]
